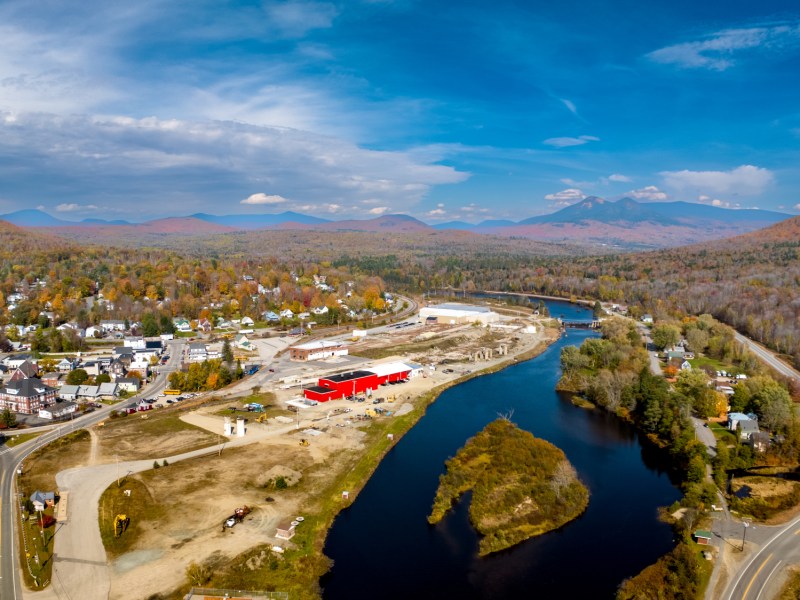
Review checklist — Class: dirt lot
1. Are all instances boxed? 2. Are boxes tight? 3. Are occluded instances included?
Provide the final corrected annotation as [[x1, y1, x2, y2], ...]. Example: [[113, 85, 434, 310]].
[[48, 312, 555, 600], [19, 430, 91, 494]]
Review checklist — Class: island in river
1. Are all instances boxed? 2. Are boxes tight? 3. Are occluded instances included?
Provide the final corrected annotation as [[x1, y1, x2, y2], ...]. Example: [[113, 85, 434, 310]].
[[428, 418, 589, 556]]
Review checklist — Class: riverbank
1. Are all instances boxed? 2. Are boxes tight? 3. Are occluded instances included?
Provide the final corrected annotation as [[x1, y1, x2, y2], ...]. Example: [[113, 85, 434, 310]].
[[87, 322, 562, 600]]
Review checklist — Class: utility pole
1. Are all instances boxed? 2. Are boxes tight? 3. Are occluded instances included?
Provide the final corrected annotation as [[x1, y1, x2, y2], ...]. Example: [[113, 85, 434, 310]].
[[741, 521, 749, 551]]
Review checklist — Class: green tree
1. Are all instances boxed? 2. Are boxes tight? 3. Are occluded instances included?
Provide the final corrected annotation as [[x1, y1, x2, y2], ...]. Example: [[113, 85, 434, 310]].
[[66, 368, 89, 385], [651, 323, 681, 350], [221, 338, 233, 365], [1, 408, 17, 428]]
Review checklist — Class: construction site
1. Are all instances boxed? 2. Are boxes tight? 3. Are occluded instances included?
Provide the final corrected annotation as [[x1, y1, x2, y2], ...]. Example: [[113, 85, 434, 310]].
[[32, 306, 556, 600]]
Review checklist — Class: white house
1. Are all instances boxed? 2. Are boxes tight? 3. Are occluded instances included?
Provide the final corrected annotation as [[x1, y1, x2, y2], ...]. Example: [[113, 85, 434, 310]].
[[100, 320, 126, 332], [280, 309, 294, 319], [85, 325, 101, 338], [241, 316, 254, 327], [39, 401, 79, 420]]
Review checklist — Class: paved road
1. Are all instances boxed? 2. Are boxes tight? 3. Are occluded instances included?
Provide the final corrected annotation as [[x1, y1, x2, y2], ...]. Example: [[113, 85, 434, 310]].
[[734, 332, 800, 385], [722, 514, 800, 600], [0, 340, 184, 600], [691, 416, 717, 458]]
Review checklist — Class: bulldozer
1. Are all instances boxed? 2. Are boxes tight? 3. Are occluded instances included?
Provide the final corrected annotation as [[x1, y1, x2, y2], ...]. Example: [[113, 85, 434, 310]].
[[299, 439, 310, 447], [114, 514, 130, 538]]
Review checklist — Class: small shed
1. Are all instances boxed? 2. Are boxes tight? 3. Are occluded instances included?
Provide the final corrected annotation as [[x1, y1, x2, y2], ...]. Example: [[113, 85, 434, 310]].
[[693, 530, 713, 545], [275, 520, 296, 540]]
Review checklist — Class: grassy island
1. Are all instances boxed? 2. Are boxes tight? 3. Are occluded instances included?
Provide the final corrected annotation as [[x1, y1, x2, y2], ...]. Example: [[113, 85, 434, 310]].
[[428, 418, 589, 556]]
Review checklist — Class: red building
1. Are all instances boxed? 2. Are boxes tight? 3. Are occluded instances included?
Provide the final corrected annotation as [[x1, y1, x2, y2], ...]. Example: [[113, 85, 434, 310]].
[[303, 362, 414, 402]]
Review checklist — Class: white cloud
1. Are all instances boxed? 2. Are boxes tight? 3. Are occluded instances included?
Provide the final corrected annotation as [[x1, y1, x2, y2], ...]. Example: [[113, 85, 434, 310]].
[[794, 204, 800, 211], [560, 98, 578, 115], [698, 195, 739, 209], [55, 202, 98, 212], [543, 135, 600, 148], [660, 165, 774, 196], [264, 1, 338, 38], [607, 173, 631, 183], [241, 193, 288, 205], [544, 188, 586, 206], [427, 208, 446, 217], [647, 24, 800, 70], [0, 112, 469, 218], [368, 206, 389, 215], [627, 185, 668, 201]]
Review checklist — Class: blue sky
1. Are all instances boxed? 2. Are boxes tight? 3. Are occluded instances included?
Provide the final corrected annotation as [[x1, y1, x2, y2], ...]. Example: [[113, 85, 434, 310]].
[[1, 0, 799, 223]]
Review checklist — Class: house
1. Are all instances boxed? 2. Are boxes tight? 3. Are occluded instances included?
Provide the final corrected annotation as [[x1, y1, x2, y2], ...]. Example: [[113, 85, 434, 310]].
[[100, 320, 126, 332], [3, 354, 34, 369], [275, 520, 296, 540], [85, 325, 102, 338], [188, 343, 208, 362], [77, 385, 101, 400], [56, 357, 78, 372], [289, 341, 348, 362], [39, 401, 78, 420], [82, 360, 103, 377], [728, 412, 754, 431], [241, 316, 254, 327], [738, 419, 760, 440], [311, 306, 329, 315], [641, 314, 654, 324], [197, 318, 213, 333], [0, 379, 57, 414], [680, 360, 692, 371], [280, 309, 294, 319], [750, 431, 771, 453], [40, 372, 64, 388], [9, 360, 38, 382], [59, 385, 81, 401], [30, 491, 55, 512], [98, 382, 119, 398], [263, 311, 280, 322], [116, 377, 141, 393], [234, 334, 253, 351], [113, 347, 135, 360], [297, 312, 311, 320], [173, 318, 192, 333], [108, 359, 127, 379]]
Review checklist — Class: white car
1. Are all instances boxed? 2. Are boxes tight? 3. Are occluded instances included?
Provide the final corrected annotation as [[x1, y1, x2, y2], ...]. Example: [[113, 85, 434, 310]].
[[225, 517, 236, 528]]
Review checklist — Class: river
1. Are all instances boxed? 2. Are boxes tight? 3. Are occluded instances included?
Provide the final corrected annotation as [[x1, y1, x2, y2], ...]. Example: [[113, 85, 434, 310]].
[[323, 300, 681, 599]]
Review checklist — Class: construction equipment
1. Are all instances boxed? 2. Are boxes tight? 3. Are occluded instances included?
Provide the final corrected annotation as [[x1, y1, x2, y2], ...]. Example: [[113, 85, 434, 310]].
[[299, 439, 310, 447], [234, 505, 251, 521], [114, 514, 130, 538], [256, 414, 268, 423]]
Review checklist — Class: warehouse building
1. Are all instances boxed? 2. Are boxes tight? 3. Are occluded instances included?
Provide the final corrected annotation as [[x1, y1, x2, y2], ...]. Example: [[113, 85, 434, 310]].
[[289, 341, 349, 361], [418, 302, 500, 326], [303, 362, 414, 402]]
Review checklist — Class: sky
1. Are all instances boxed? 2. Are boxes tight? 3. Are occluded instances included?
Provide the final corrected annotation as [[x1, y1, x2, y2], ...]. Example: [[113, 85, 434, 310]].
[[1, 0, 799, 223]]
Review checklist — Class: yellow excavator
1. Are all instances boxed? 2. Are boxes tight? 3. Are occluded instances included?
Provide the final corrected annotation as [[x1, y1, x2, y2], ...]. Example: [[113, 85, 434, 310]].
[[114, 514, 130, 538], [299, 439, 310, 447], [256, 414, 268, 423]]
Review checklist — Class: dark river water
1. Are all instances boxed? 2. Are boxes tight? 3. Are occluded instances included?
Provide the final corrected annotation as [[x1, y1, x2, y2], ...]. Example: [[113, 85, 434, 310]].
[[322, 299, 681, 599]]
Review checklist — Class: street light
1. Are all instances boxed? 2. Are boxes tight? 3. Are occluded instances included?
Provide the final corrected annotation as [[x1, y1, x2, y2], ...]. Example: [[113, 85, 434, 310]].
[[741, 520, 749, 551]]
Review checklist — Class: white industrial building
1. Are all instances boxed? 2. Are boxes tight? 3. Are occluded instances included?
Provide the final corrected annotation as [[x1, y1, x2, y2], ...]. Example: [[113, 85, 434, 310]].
[[419, 303, 500, 326], [289, 340, 349, 361]]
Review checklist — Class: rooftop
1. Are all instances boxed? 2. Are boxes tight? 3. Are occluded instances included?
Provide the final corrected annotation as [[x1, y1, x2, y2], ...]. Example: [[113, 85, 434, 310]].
[[323, 370, 375, 384]]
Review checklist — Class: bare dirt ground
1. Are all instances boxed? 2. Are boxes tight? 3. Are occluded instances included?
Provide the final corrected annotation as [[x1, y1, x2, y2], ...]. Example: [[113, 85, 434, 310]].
[[39, 313, 555, 600]]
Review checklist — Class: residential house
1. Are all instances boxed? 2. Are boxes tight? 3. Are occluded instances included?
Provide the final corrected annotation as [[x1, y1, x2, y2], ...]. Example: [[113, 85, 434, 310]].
[[85, 325, 102, 338], [100, 320, 126, 332], [188, 343, 208, 362], [82, 360, 103, 378], [116, 377, 141, 393], [98, 382, 119, 398], [9, 360, 38, 382], [750, 431, 771, 453], [3, 354, 34, 369], [173, 318, 192, 333], [641, 314, 654, 324], [197, 318, 213, 333], [0, 379, 57, 414], [108, 359, 127, 379], [234, 334, 253, 351], [113, 347, 135, 360], [280, 309, 294, 319], [311, 306, 329, 316], [728, 412, 755, 431], [241, 316, 255, 327], [124, 336, 146, 350], [59, 385, 80, 401], [263, 311, 280, 322], [680, 360, 692, 371], [30, 491, 55, 512], [737, 419, 760, 441], [77, 385, 101, 400], [39, 401, 78, 420], [56, 357, 78, 372], [40, 372, 64, 388]]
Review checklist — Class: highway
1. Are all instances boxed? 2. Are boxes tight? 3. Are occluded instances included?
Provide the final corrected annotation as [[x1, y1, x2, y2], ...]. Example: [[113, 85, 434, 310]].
[[0, 340, 184, 600], [734, 332, 800, 385]]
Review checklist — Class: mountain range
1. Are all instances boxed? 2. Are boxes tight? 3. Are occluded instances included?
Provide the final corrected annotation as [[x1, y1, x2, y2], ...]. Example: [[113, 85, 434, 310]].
[[1, 198, 791, 249]]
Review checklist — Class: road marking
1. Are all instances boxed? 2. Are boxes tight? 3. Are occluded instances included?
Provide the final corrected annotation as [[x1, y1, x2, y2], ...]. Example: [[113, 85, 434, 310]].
[[755, 560, 782, 600], [743, 553, 774, 600]]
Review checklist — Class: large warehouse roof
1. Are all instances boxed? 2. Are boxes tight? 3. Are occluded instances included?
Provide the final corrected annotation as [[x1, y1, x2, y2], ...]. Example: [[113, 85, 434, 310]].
[[368, 361, 412, 378]]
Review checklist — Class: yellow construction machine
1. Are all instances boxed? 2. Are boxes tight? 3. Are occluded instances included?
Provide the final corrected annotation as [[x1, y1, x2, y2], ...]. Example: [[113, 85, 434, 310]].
[[299, 439, 310, 447], [114, 514, 130, 538]]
